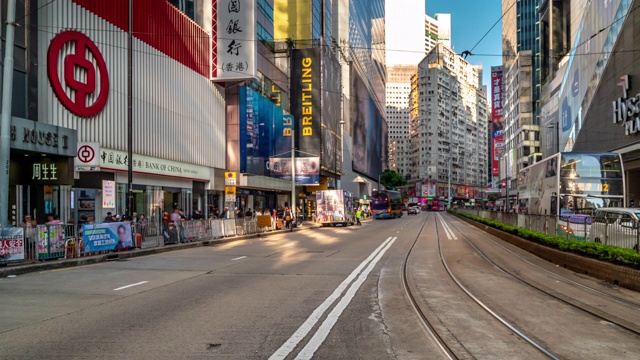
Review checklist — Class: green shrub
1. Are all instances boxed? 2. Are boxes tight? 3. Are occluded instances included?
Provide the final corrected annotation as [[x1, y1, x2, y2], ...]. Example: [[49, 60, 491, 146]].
[[449, 210, 640, 268]]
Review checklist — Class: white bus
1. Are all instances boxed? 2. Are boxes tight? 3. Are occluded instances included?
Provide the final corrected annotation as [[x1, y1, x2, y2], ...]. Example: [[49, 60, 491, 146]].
[[517, 152, 625, 239]]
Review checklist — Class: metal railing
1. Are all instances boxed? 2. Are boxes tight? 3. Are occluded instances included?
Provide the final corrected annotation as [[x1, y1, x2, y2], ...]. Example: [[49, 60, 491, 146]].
[[455, 208, 640, 252]]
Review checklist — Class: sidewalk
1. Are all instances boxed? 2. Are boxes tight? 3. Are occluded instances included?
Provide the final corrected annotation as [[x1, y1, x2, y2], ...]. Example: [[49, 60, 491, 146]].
[[0, 221, 323, 277]]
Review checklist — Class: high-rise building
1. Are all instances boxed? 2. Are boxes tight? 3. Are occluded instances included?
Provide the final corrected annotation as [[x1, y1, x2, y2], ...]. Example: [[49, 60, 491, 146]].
[[386, 0, 426, 67], [539, 0, 640, 206], [409, 43, 489, 202], [425, 13, 451, 53], [501, 0, 541, 181], [386, 65, 416, 177]]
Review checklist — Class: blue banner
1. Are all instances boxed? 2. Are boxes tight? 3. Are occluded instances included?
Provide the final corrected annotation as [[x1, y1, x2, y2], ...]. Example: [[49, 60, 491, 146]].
[[82, 222, 133, 252]]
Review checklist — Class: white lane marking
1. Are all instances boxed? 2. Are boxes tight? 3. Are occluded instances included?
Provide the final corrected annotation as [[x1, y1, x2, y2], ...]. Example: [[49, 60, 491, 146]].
[[294, 237, 398, 360], [438, 214, 457, 240], [113, 281, 148, 291], [269, 236, 395, 360], [284, 243, 295, 247], [232, 256, 247, 261]]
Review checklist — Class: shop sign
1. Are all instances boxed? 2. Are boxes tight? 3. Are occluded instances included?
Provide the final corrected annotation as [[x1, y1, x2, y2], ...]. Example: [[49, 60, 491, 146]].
[[75, 142, 101, 171], [0, 228, 24, 263], [102, 180, 116, 208], [9, 117, 77, 157], [612, 74, 640, 136], [11, 157, 72, 185], [100, 148, 211, 181], [32, 162, 58, 181], [214, 0, 256, 80]]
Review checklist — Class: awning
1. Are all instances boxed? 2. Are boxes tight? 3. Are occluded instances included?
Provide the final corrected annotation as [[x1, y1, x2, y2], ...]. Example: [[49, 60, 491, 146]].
[[352, 175, 370, 184]]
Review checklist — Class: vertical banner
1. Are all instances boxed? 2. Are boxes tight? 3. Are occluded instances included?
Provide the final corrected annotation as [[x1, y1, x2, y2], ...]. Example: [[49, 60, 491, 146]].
[[215, 0, 256, 80], [102, 180, 116, 208], [491, 66, 504, 177], [291, 49, 322, 162]]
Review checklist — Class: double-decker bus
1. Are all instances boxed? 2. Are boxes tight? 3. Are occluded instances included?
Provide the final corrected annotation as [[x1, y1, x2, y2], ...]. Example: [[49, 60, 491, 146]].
[[517, 152, 625, 239], [371, 190, 404, 219]]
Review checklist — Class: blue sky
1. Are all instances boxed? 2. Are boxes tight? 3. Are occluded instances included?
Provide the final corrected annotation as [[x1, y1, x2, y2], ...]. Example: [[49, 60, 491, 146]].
[[426, 0, 503, 92]]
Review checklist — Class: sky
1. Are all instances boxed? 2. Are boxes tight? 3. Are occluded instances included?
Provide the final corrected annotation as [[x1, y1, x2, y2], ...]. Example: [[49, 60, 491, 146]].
[[426, 0, 503, 92]]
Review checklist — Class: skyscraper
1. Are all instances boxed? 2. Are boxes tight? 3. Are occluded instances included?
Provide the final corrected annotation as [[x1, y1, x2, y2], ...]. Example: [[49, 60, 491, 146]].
[[425, 13, 451, 53], [501, 0, 541, 182]]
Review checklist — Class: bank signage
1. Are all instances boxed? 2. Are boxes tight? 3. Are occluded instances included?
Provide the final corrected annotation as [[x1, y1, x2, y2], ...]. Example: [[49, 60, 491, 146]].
[[612, 74, 640, 136], [100, 148, 211, 181], [48, 30, 109, 117], [9, 117, 77, 157]]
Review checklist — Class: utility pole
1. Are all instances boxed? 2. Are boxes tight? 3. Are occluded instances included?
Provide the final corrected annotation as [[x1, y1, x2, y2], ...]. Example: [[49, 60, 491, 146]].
[[127, 0, 134, 218], [0, 0, 17, 226]]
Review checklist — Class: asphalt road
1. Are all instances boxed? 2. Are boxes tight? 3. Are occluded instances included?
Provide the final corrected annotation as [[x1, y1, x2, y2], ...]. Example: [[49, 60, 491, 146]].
[[0, 216, 433, 359], [1, 212, 639, 359]]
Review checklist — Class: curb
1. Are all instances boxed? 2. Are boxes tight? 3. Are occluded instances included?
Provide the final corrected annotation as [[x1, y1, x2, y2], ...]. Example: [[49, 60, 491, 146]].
[[451, 212, 640, 292], [0, 223, 323, 277]]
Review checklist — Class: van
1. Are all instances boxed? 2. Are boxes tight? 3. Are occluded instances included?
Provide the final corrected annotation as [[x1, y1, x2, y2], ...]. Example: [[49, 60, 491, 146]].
[[589, 208, 640, 250]]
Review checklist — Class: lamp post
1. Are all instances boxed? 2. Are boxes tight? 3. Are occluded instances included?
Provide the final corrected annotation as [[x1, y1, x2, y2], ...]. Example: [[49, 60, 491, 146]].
[[0, 0, 17, 226]]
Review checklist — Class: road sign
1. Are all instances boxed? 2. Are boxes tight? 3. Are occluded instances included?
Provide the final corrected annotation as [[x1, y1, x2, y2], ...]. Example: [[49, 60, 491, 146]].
[[225, 186, 236, 195], [224, 172, 237, 186], [225, 194, 236, 202]]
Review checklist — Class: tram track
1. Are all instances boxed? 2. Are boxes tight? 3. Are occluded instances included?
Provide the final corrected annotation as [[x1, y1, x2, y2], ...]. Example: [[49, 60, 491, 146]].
[[401, 213, 559, 359], [442, 212, 640, 336]]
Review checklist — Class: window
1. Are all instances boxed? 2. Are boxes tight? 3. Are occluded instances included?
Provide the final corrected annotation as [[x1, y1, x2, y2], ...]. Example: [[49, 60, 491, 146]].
[[168, 0, 195, 20]]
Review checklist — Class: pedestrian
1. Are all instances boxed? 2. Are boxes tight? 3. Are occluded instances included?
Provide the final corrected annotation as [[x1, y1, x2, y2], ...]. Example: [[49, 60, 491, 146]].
[[131, 212, 138, 224], [355, 208, 362, 225], [284, 207, 293, 231], [104, 212, 114, 223]]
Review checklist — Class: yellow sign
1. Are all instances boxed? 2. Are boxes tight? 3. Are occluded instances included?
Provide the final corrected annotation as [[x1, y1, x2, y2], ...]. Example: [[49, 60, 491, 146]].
[[224, 172, 237, 186], [225, 186, 236, 195]]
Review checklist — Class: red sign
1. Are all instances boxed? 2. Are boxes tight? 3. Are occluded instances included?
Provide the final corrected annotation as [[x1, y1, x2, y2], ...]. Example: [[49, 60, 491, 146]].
[[47, 31, 110, 117], [491, 67, 504, 177], [77, 145, 95, 163]]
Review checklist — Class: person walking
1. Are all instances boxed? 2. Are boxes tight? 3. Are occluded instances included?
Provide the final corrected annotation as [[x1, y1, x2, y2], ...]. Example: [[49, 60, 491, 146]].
[[355, 208, 362, 225], [284, 207, 293, 231]]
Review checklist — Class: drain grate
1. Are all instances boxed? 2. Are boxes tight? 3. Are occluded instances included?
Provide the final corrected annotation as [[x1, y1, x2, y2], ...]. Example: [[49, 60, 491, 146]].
[[306, 250, 324, 253]]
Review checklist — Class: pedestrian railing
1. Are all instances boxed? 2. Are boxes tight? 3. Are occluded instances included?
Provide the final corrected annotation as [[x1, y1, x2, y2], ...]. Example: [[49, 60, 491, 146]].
[[455, 208, 640, 252], [2, 215, 301, 266]]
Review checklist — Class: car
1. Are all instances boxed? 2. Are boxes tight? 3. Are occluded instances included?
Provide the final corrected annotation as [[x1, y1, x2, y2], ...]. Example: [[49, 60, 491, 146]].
[[589, 207, 640, 250], [407, 207, 417, 215], [430, 204, 441, 211]]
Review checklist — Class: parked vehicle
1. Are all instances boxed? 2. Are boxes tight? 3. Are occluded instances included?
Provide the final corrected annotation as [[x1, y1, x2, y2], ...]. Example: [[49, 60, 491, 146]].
[[589, 208, 640, 250]]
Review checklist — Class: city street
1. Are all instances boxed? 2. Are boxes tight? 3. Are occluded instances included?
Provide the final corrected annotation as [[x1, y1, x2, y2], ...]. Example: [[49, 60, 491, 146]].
[[2, 213, 639, 359]]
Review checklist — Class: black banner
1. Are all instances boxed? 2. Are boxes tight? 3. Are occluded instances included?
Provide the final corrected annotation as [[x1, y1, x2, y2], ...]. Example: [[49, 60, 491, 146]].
[[291, 49, 322, 162], [321, 46, 343, 175]]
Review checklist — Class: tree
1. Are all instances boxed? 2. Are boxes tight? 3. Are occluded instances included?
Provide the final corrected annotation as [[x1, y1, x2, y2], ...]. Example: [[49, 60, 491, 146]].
[[380, 169, 406, 190]]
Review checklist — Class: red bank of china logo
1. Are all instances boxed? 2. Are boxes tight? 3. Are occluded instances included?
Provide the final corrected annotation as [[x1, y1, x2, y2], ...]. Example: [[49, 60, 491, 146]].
[[47, 31, 109, 117]]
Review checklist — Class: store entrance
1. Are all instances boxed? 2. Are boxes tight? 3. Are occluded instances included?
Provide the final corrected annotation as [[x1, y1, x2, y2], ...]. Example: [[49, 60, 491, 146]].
[[16, 185, 71, 225]]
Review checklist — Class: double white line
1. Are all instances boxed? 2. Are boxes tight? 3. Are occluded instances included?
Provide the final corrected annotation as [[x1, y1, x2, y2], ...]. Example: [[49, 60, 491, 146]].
[[438, 213, 458, 240], [269, 236, 398, 360]]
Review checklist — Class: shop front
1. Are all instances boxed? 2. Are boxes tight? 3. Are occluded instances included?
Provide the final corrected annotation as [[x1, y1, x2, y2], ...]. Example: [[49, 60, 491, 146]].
[[74, 148, 213, 224], [8, 118, 77, 226]]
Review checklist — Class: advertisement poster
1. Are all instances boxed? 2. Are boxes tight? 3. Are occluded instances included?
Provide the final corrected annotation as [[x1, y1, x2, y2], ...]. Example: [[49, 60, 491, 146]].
[[38, 225, 65, 256], [491, 66, 504, 177], [316, 190, 345, 222], [102, 180, 116, 208], [269, 156, 320, 185], [291, 48, 322, 162], [0, 228, 24, 262], [82, 222, 133, 252]]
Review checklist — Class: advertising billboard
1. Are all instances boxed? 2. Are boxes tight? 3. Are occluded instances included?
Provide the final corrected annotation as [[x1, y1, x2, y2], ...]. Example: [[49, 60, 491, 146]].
[[491, 67, 504, 177], [0, 228, 24, 263], [321, 46, 343, 175], [82, 222, 133, 253], [268, 156, 320, 185], [291, 48, 322, 162], [351, 67, 388, 178], [239, 86, 286, 176]]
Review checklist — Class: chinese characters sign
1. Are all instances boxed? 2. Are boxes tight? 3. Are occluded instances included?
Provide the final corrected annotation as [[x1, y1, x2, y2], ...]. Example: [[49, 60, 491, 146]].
[[491, 66, 504, 177], [32, 163, 58, 181], [0, 228, 24, 263], [215, 0, 256, 81]]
